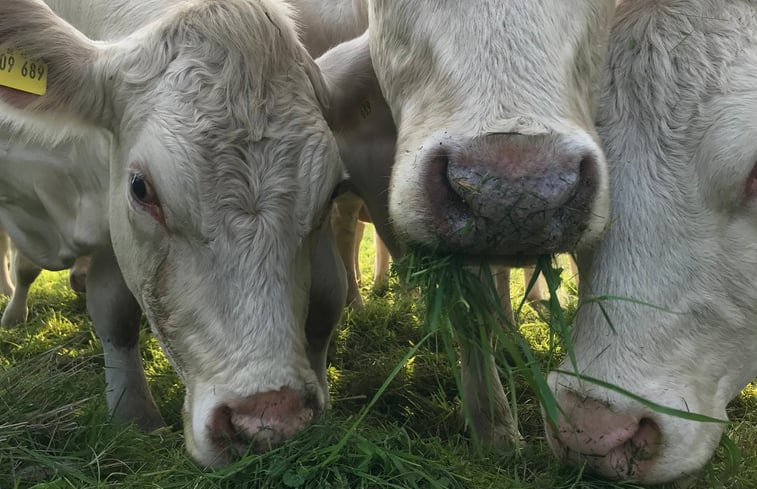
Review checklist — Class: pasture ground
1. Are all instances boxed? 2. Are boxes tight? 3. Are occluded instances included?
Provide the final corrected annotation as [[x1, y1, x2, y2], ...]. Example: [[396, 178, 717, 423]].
[[0, 226, 755, 489]]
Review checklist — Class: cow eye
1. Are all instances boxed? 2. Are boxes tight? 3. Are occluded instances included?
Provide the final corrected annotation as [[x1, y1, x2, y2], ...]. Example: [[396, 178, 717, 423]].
[[130, 173, 159, 205]]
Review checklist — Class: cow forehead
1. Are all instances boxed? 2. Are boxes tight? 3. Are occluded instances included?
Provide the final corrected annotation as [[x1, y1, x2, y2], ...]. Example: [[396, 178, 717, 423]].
[[371, 0, 613, 30], [368, 0, 614, 128], [126, 93, 331, 242], [369, 1, 614, 60], [118, 0, 323, 136], [112, 1, 336, 238]]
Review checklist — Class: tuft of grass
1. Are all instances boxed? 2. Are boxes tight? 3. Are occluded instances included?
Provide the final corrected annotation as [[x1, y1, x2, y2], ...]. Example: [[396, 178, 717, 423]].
[[393, 251, 571, 440]]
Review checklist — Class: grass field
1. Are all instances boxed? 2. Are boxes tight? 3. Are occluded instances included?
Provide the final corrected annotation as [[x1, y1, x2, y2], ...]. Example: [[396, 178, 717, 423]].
[[1, 226, 755, 488]]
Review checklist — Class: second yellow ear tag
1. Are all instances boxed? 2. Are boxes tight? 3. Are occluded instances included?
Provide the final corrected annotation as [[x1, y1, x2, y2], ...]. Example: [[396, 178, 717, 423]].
[[0, 48, 48, 95]]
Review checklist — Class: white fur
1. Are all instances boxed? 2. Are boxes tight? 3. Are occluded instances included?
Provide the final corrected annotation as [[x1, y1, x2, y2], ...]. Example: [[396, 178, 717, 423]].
[[366, 0, 615, 251], [548, 0, 757, 483], [290, 0, 367, 57], [294, 0, 615, 257], [0, 0, 343, 466], [303, 0, 613, 448], [0, 229, 15, 297]]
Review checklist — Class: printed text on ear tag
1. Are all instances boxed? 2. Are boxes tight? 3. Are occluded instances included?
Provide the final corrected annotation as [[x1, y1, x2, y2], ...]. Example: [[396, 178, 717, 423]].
[[0, 48, 48, 96]]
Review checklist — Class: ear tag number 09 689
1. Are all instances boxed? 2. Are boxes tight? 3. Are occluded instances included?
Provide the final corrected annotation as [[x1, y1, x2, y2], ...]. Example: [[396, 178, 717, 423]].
[[0, 48, 48, 95]]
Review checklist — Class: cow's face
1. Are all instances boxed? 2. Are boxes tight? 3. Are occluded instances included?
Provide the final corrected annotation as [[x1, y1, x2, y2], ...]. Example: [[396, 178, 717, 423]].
[[546, 1, 757, 484], [365, 0, 615, 261], [0, 0, 341, 467]]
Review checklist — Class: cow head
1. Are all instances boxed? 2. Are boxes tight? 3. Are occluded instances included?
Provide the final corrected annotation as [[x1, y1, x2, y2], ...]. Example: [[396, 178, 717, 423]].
[[327, 0, 615, 262], [0, 0, 342, 466], [546, 1, 757, 483]]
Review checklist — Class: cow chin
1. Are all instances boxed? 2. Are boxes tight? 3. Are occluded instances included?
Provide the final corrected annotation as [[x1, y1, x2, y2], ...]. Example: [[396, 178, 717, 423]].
[[183, 372, 326, 467]]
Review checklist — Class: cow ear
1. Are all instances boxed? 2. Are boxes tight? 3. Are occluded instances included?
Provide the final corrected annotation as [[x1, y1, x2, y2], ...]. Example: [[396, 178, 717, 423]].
[[303, 55, 331, 118], [0, 0, 119, 128], [316, 31, 381, 131]]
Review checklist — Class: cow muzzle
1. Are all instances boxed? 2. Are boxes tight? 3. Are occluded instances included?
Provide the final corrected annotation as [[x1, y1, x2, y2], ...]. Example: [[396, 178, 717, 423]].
[[419, 131, 605, 260], [188, 384, 322, 467], [209, 387, 318, 457], [545, 387, 662, 481], [544, 370, 727, 485]]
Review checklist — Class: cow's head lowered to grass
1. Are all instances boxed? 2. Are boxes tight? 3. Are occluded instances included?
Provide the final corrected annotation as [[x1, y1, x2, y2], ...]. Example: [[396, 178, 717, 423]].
[[546, 0, 757, 484], [326, 0, 615, 261], [0, 0, 342, 466]]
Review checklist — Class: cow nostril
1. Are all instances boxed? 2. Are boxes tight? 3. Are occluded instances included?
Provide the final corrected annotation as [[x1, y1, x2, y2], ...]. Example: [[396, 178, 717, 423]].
[[302, 391, 321, 418], [207, 388, 319, 458], [579, 153, 597, 186], [209, 404, 248, 453], [549, 398, 663, 481], [552, 152, 599, 230], [435, 151, 464, 203], [426, 149, 471, 214], [628, 417, 662, 460]]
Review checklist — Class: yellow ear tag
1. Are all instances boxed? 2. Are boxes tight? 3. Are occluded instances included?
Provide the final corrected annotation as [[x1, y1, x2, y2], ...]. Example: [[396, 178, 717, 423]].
[[0, 48, 48, 96]]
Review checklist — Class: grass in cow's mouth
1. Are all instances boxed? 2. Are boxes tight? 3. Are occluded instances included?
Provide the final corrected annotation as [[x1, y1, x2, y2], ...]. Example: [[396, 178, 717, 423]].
[[393, 250, 571, 437], [0, 232, 755, 488]]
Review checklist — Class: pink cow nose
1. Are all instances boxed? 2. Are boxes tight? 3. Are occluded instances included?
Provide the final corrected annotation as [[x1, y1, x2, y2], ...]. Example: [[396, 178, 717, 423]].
[[424, 132, 600, 257], [547, 389, 662, 480], [208, 387, 318, 456]]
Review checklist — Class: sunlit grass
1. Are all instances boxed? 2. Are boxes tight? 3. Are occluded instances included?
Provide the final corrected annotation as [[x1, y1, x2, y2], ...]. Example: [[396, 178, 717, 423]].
[[0, 235, 754, 488], [741, 383, 757, 399]]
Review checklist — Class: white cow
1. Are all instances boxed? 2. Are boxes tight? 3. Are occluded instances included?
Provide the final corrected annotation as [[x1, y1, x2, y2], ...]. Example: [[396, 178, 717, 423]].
[[354, 213, 392, 294], [1, 246, 91, 328], [366, 1, 614, 259], [298, 0, 615, 258], [546, 0, 757, 484], [0, 0, 344, 468], [0, 224, 91, 328], [331, 194, 391, 308], [298, 0, 617, 449], [290, 2, 584, 315], [68, 255, 91, 293], [0, 229, 15, 296]]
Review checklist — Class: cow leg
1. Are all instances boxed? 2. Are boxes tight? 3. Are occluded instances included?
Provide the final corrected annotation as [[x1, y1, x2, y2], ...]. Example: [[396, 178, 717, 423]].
[[86, 247, 164, 431], [566, 253, 579, 286], [0, 228, 14, 297], [491, 266, 514, 325], [353, 219, 365, 285], [306, 218, 347, 401], [458, 322, 520, 451], [522, 266, 548, 303], [331, 193, 364, 309], [68, 255, 91, 293], [372, 231, 391, 293], [1, 249, 41, 328], [455, 268, 520, 450]]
